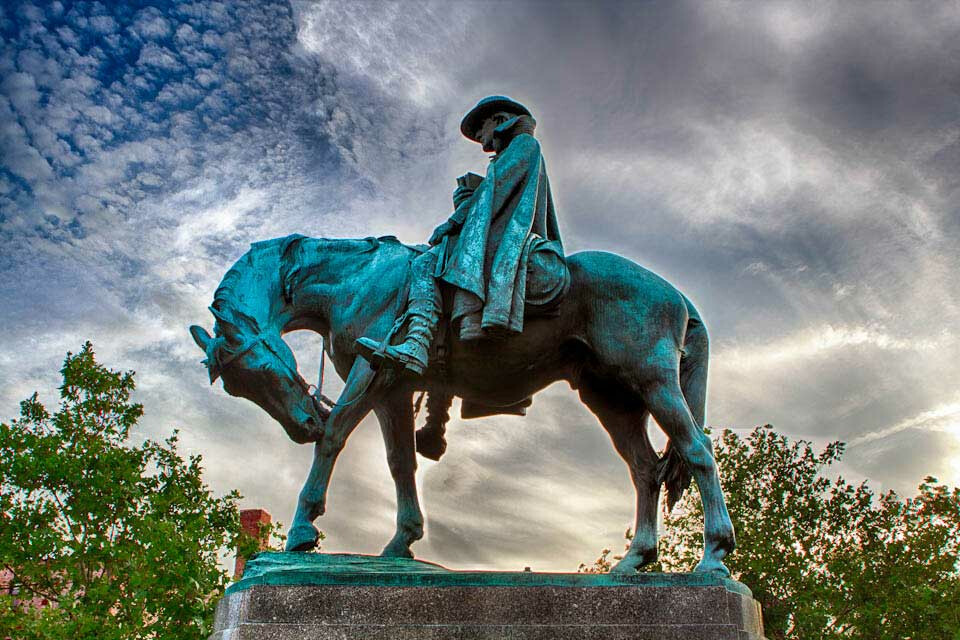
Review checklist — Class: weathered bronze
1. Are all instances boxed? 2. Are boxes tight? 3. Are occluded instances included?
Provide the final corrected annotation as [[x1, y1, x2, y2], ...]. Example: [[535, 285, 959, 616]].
[[189, 98, 735, 576], [356, 96, 562, 374]]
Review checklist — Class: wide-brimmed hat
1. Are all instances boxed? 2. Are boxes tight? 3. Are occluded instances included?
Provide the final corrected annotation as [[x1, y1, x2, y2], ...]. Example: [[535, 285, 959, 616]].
[[460, 95, 532, 142]]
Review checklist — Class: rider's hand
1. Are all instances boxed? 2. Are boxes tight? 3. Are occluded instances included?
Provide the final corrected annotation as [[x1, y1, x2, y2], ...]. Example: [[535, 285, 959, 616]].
[[429, 221, 455, 246], [452, 185, 475, 209]]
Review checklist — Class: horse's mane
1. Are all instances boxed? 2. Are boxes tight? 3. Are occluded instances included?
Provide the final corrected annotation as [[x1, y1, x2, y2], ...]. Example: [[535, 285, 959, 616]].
[[209, 237, 285, 336], [209, 234, 419, 347]]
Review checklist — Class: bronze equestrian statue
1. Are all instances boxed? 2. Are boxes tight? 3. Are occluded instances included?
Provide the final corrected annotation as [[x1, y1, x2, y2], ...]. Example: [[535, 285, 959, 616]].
[[189, 97, 736, 576]]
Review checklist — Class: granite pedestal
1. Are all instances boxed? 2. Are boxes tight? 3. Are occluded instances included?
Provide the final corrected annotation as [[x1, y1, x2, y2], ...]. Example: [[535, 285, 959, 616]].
[[210, 553, 766, 639]]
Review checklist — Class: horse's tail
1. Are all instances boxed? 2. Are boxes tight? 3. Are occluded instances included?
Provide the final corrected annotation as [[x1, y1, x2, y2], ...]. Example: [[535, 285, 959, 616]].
[[656, 298, 707, 510]]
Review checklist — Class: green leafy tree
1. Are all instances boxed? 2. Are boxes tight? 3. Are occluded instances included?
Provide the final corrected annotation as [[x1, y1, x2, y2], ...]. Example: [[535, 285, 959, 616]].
[[0, 343, 280, 639], [582, 426, 960, 639]]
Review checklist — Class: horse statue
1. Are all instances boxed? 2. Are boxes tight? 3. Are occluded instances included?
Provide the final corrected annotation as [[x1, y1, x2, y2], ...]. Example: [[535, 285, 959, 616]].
[[189, 234, 735, 575]]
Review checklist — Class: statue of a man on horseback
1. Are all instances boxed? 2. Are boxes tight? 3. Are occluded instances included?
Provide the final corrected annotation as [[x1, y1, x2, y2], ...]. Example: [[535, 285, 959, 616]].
[[355, 95, 564, 375], [188, 95, 737, 576]]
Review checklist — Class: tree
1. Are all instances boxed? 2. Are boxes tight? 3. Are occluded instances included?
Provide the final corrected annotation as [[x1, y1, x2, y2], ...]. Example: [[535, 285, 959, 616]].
[[0, 343, 278, 639], [582, 426, 960, 640]]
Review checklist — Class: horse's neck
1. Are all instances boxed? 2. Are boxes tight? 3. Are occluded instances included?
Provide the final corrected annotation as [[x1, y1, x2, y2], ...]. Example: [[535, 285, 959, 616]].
[[281, 237, 412, 338], [215, 238, 289, 336]]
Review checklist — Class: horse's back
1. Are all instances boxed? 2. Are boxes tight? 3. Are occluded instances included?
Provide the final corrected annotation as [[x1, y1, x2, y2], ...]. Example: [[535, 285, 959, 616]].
[[564, 251, 693, 359], [567, 251, 691, 315]]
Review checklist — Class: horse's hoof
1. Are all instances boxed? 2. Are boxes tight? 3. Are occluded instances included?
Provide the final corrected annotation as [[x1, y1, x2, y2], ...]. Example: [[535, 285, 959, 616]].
[[415, 428, 446, 461], [285, 523, 320, 552], [694, 558, 731, 577], [609, 560, 638, 574], [380, 541, 414, 558]]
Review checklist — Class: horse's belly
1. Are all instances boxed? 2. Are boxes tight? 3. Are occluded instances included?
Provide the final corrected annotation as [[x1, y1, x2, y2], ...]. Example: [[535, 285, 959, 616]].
[[441, 334, 572, 406], [451, 371, 554, 406]]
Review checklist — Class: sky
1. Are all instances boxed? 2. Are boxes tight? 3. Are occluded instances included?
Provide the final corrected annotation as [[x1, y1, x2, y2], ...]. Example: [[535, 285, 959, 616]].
[[1, 0, 959, 572]]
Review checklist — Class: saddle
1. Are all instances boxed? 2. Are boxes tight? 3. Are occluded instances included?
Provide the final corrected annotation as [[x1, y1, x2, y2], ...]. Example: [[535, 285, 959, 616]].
[[520, 235, 570, 315], [432, 235, 569, 420], [415, 238, 569, 458]]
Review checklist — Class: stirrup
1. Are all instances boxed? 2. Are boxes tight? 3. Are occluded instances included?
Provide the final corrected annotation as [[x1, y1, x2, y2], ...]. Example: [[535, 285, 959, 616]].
[[355, 337, 387, 369], [355, 338, 426, 375]]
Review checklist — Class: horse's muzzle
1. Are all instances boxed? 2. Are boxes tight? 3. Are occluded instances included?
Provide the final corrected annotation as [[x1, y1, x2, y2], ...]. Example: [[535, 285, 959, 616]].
[[282, 402, 325, 444]]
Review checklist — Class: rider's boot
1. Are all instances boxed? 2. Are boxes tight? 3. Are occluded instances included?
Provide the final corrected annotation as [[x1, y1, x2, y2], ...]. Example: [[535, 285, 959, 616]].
[[355, 276, 441, 375]]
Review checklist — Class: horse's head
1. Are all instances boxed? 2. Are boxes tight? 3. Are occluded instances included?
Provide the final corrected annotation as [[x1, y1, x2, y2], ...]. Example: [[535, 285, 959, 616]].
[[189, 306, 326, 444]]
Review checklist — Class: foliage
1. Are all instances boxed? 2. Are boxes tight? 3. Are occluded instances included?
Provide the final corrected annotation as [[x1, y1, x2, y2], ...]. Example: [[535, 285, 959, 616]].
[[582, 426, 960, 639], [578, 528, 662, 574], [0, 343, 281, 639]]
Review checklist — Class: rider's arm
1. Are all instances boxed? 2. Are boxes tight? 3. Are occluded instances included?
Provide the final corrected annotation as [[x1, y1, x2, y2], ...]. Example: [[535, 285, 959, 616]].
[[428, 198, 471, 246], [428, 176, 483, 245]]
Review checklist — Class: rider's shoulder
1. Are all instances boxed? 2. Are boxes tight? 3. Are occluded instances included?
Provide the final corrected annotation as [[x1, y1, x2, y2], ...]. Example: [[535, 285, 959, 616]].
[[509, 132, 539, 150], [499, 133, 541, 161]]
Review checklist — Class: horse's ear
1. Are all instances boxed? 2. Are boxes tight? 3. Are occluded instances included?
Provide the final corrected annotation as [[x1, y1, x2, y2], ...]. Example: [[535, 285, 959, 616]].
[[208, 306, 259, 345], [190, 325, 213, 351], [189, 325, 222, 383]]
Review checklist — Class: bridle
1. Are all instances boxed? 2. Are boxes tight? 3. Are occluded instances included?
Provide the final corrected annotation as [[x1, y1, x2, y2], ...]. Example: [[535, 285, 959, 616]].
[[213, 331, 337, 412], [208, 267, 413, 418], [213, 327, 384, 416]]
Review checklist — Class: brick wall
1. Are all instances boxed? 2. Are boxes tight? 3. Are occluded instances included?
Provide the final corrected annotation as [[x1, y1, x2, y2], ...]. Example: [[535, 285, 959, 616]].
[[234, 508, 272, 580]]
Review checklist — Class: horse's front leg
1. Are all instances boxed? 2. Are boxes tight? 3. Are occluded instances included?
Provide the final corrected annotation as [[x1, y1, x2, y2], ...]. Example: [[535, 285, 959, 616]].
[[375, 390, 424, 558], [286, 360, 380, 552]]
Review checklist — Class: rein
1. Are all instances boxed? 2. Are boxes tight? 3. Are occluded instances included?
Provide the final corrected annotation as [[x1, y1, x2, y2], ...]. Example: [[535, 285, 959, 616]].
[[215, 331, 378, 414], [213, 240, 420, 418], [313, 335, 379, 410], [215, 331, 338, 410]]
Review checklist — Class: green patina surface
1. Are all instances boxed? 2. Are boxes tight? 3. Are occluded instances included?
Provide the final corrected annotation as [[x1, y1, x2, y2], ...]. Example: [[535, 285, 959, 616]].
[[226, 552, 753, 598], [192, 96, 739, 582]]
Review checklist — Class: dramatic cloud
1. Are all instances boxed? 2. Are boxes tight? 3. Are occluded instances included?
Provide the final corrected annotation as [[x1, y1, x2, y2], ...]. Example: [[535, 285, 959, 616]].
[[1, 0, 958, 571]]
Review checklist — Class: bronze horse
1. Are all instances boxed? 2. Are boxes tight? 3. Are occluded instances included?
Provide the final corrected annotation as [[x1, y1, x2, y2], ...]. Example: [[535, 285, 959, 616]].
[[189, 235, 735, 574]]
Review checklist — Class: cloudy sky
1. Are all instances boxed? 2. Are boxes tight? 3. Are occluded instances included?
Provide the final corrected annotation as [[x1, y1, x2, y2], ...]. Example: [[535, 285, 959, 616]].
[[2, 0, 958, 572]]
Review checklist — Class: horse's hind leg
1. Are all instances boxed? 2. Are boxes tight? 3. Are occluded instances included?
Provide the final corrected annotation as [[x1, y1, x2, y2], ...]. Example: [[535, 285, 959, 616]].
[[579, 380, 660, 573], [376, 391, 425, 558], [642, 340, 735, 575]]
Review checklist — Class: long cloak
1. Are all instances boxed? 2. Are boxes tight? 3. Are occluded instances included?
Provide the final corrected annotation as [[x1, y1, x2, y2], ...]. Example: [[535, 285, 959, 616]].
[[439, 128, 563, 339]]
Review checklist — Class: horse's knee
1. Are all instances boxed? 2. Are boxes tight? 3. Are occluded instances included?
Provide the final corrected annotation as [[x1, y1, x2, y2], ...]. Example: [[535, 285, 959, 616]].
[[699, 431, 715, 454], [689, 429, 717, 464], [317, 434, 347, 459], [691, 442, 717, 475], [386, 445, 416, 476], [387, 460, 415, 481], [671, 435, 716, 477]]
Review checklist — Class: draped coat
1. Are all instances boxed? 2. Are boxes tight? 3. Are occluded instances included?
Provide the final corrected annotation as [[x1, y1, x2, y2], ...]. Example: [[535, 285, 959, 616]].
[[438, 117, 563, 339]]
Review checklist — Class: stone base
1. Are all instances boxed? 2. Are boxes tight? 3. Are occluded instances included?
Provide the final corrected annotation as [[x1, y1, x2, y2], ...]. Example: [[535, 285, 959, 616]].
[[210, 553, 766, 639]]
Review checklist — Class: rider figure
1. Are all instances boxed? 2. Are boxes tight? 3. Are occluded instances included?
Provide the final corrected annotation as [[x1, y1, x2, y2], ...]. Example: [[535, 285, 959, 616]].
[[355, 96, 563, 374]]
